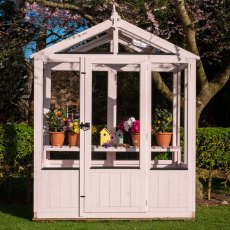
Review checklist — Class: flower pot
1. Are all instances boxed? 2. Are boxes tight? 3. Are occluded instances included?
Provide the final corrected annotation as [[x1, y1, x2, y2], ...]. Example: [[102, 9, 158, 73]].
[[49, 132, 65, 146], [68, 131, 80, 146], [131, 132, 140, 147], [155, 132, 172, 147]]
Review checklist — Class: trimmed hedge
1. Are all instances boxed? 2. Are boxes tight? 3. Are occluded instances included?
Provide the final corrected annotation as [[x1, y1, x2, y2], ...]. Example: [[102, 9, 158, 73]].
[[0, 125, 230, 176], [196, 128, 230, 198], [0, 125, 229, 202], [197, 128, 230, 171], [0, 124, 33, 177]]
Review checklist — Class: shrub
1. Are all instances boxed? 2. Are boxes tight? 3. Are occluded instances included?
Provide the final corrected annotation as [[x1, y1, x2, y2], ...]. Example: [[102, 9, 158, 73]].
[[0, 124, 33, 177], [0, 125, 229, 203], [152, 106, 172, 133], [196, 128, 230, 200]]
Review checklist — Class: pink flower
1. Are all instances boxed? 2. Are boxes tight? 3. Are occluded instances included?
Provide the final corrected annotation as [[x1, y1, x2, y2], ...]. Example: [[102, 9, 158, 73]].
[[131, 120, 140, 133], [118, 118, 140, 133]]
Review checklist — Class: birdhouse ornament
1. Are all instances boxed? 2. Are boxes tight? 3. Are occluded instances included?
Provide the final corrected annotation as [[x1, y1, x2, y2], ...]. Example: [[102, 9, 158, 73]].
[[109, 132, 115, 145], [100, 128, 111, 146], [116, 129, 124, 145]]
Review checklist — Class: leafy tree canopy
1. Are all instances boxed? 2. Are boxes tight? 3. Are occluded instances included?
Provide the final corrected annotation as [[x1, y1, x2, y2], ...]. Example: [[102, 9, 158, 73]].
[[0, 0, 229, 126]]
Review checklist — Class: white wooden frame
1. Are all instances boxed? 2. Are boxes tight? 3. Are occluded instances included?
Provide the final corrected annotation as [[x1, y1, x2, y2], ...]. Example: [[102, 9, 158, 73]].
[[32, 7, 198, 219]]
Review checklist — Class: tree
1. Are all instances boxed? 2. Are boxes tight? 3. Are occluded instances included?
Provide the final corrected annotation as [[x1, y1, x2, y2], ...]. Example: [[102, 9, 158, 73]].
[[143, 0, 230, 126], [22, 0, 230, 126], [0, 0, 87, 124], [23, 1, 87, 124], [173, 0, 230, 126], [0, 0, 35, 123]]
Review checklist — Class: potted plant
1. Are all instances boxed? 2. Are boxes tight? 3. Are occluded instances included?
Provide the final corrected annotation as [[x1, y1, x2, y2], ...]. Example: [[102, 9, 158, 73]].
[[118, 117, 140, 147], [67, 118, 80, 146], [45, 108, 67, 146], [152, 106, 173, 147]]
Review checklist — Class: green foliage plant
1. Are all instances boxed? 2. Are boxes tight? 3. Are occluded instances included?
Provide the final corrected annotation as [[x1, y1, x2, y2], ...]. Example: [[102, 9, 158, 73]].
[[196, 128, 230, 200], [0, 124, 33, 178], [152, 106, 172, 133], [67, 119, 80, 134], [45, 108, 67, 132]]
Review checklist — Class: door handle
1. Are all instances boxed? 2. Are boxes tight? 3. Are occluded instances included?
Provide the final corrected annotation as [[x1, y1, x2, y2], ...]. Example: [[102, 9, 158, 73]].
[[80, 122, 90, 131]]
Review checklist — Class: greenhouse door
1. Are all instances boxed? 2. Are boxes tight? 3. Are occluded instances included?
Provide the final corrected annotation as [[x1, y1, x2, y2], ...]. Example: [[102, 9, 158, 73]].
[[79, 57, 151, 216]]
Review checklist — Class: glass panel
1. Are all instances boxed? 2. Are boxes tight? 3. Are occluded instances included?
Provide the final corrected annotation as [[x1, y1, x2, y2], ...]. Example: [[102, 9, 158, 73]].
[[50, 151, 79, 160], [151, 152, 172, 161], [51, 71, 80, 116], [91, 71, 107, 160], [151, 72, 173, 147], [90, 67, 141, 166], [116, 152, 139, 160], [116, 71, 140, 163], [151, 72, 176, 168], [117, 72, 140, 121], [45, 70, 81, 161], [180, 70, 185, 163]]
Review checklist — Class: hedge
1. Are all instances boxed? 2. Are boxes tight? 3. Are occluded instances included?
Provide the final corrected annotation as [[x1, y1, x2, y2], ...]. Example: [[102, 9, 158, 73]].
[[0, 124, 229, 202], [196, 128, 230, 199], [0, 124, 33, 177], [197, 128, 230, 170], [0, 124, 230, 176]]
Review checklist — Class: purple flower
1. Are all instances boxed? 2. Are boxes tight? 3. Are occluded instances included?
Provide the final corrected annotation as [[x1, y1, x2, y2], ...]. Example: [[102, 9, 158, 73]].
[[63, 125, 68, 132]]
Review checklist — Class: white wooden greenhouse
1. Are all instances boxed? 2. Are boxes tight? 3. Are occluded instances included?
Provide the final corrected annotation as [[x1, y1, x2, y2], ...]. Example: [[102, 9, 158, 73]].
[[32, 8, 199, 220]]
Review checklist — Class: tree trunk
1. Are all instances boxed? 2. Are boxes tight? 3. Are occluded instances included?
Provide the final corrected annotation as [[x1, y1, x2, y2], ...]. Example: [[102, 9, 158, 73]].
[[207, 170, 213, 201], [196, 175, 204, 200], [28, 80, 34, 126], [25, 61, 34, 126]]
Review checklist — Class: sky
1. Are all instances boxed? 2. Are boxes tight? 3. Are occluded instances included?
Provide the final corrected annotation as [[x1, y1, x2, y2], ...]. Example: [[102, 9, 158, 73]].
[[23, 5, 88, 59]]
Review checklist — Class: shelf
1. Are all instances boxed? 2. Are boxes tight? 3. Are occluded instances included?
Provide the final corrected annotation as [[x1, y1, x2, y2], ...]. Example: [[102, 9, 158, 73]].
[[151, 146, 180, 152], [44, 145, 80, 152], [92, 146, 139, 152], [42, 145, 182, 169], [43, 159, 80, 168], [44, 145, 180, 152]]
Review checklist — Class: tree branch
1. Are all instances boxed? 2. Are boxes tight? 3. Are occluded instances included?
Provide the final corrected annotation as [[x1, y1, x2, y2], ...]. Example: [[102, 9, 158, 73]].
[[196, 59, 230, 125], [27, 0, 99, 26], [152, 72, 173, 103], [174, 0, 208, 91], [212, 60, 230, 88]]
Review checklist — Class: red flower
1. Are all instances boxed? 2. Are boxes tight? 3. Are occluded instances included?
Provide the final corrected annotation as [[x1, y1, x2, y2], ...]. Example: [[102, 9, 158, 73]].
[[118, 120, 125, 132], [131, 120, 140, 133]]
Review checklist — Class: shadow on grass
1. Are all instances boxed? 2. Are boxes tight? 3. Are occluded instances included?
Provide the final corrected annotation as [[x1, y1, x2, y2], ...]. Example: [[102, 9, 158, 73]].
[[0, 177, 33, 220], [0, 177, 32, 203], [0, 203, 33, 220]]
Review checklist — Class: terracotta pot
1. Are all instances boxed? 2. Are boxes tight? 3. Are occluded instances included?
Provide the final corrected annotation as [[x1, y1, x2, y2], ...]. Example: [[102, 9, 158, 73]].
[[131, 132, 140, 147], [49, 132, 65, 146], [68, 131, 80, 146], [155, 132, 172, 147]]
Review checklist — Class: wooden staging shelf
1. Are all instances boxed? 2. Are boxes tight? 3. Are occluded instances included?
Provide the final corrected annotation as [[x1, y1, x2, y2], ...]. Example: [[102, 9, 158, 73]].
[[44, 145, 180, 152]]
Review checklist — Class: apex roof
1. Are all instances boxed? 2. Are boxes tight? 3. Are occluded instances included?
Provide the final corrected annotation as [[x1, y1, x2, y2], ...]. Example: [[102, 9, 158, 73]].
[[31, 6, 199, 60]]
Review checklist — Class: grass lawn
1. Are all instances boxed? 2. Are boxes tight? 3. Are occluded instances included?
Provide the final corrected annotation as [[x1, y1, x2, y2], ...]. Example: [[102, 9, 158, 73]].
[[0, 204, 229, 230]]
